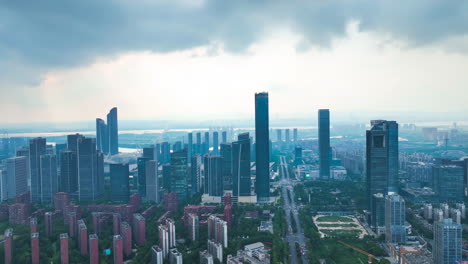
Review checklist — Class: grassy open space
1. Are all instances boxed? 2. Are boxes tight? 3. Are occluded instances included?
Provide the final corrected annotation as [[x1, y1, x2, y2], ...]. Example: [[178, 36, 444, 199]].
[[316, 216, 354, 222], [322, 229, 362, 237], [317, 223, 358, 228]]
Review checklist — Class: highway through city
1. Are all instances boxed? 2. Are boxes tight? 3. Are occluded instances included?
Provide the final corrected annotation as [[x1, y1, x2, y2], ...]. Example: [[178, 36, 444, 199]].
[[279, 155, 309, 264]]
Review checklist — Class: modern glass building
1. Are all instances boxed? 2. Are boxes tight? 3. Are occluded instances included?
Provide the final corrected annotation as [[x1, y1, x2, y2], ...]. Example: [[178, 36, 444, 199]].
[[110, 163, 130, 203], [137, 157, 150, 198], [40, 154, 58, 203], [30, 137, 47, 203], [433, 165, 464, 202], [191, 154, 202, 196], [220, 143, 232, 191], [213, 132, 219, 155], [204, 155, 223, 197], [77, 137, 99, 202], [318, 109, 330, 179], [255, 92, 270, 202], [96, 118, 108, 154], [107, 107, 119, 155], [385, 194, 406, 244], [170, 149, 189, 201], [232, 133, 251, 197], [366, 120, 399, 219], [60, 151, 78, 193], [434, 218, 462, 264]]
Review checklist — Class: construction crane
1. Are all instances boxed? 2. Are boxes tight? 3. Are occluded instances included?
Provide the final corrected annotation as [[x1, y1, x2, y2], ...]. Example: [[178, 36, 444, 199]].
[[338, 241, 379, 264]]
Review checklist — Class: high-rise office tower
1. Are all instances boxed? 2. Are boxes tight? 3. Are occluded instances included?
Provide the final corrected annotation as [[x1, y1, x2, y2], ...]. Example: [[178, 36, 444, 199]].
[[151, 245, 164, 264], [6, 156, 28, 200], [4, 228, 13, 264], [318, 109, 330, 180], [155, 143, 161, 162], [276, 129, 282, 142], [89, 234, 99, 264], [162, 164, 171, 192], [133, 214, 146, 246], [107, 107, 119, 155], [55, 143, 67, 165], [143, 147, 156, 160], [40, 154, 58, 203], [366, 120, 399, 220], [196, 132, 202, 154], [97, 151, 105, 199], [294, 146, 303, 165], [158, 224, 169, 257], [77, 137, 99, 202], [67, 134, 83, 152], [120, 222, 132, 257], [232, 133, 251, 197], [113, 235, 123, 264], [146, 160, 159, 203], [172, 141, 182, 152], [110, 163, 130, 203], [371, 193, 386, 235], [166, 218, 176, 248], [204, 155, 224, 197], [220, 144, 232, 190], [137, 157, 150, 197], [293, 128, 298, 142], [222, 131, 227, 144], [170, 149, 189, 201], [255, 92, 270, 202], [96, 118, 108, 154], [385, 194, 406, 244], [161, 142, 170, 164], [0, 170, 6, 201], [433, 165, 464, 202], [285, 128, 290, 143], [188, 213, 199, 241], [31, 232, 40, 264], [60, 233, 69, 264], [204, 132, 210, 154], [213, 132, 219, 155], [433, 218, 462, 264], [59, 151, 78, 193], [191, 154, 202, 195], [188, 132, 193, 160], [30, 137, 46, 203]]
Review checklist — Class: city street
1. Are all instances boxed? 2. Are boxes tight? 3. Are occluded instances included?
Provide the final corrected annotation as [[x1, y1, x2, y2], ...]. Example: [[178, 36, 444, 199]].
[[280, 155, 309, 264]]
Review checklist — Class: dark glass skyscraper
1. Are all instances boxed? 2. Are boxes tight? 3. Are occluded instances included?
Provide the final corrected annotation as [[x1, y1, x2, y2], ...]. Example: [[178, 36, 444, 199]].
[[204, 155, 223, 197], [40, 154, 58, 203], [170, 149, 189, 201], [137, 157, 150, 198], [96, 118, 108, 154], [110, 163, 129, 203], [196, 132, 202, 154], [220, 143, 232, 190], [232, 133, 251, 197], [204, 132, 210, 154], [255, 92, 270, 202], [77, 137, 99, 202], [212, 132, 219, 155], [60, 151, 78, 193], [107, 107, 119, 155], [366, 120, 399, 220], [191, 154, 202, 195], [30, 138, 46, 203], [318, 109, 330, 179], [221, 131, 227, 144], [188, 132, 193, 160]]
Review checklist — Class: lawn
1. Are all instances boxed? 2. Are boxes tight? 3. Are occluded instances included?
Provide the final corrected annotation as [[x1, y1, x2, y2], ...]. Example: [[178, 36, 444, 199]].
[[316, 216, 354, 222], [317, 223, 357, 228]]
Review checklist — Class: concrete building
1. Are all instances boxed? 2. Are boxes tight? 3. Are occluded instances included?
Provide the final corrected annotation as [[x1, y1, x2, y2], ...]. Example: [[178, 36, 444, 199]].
[[166, 218, 176, 248], [132, 213, 146, 246], [4, 228, 13, 264], [423, 203, 433, 220], [113, 235, 124, 264], [89, 234, 99, 264], [78, 220, 88, 256], [208, 215, 228, 248], [158, 224, 169, 257], [208, 239, 223, 262], [151, 245, 164, 264], [120, 221, 132, 257], [188, 213, 199, 241], [5, 156, 28, 200], [31, 232, 40, 264], [200, 250, 214, 264], [169, 248, 183, 264], [60, 233, 69, 264]]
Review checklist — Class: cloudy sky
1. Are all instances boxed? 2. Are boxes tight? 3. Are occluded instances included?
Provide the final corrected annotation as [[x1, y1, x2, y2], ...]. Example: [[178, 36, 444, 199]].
[[1, 0, 468, 124]]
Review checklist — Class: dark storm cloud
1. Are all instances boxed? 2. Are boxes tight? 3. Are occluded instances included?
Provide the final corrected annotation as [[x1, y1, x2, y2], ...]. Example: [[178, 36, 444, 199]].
[[1, 0, 468, 84]]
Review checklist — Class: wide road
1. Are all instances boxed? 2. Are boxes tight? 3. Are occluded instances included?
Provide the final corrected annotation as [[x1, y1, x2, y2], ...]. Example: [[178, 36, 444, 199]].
[[280, 155, 308, 264]]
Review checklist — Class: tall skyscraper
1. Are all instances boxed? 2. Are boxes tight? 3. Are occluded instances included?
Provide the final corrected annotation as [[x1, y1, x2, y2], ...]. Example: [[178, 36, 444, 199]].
[[213, 132, 219, 155], [196, 132, 202, 154], [222, 131, 227, 144], [162, 164, 171, 192], [204, 155, 224, 197], [166, 218, 176, 248], [293, 128, 298, 142], [67, 134, 83, 152], [191, 154, 202, 195], [146, 160, 159, 203], [55, 143, 67, 165], [143, 147, 156, 160], [366, 120, 399, 219], [371, 193, 386, 235], [161, 142, 170, 164], [385, 194, 406, 244], [59, 151, 78, 193], [433, 165, 464, 202], [285, 128, 290, 142], [318, 109, 330, 179], [170, 149, 189, 201], [107, 107, 119, 155], [137, 157, 150, 198], [255, 92, 270, 202], [232, 133, 251, 197], [39, 154, 58, 203], [6, 156, 28, 200], [433, 218, 462, 264], [188, 132, 193, 160], [77, 137, 100, 202], [96, 118, 108, 154], [220, 144, 232, 191], [276, 129, 282, 142], [204, 132, 210, 154], [30, 137, 46, 203], [110, 163, 130, 203]]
